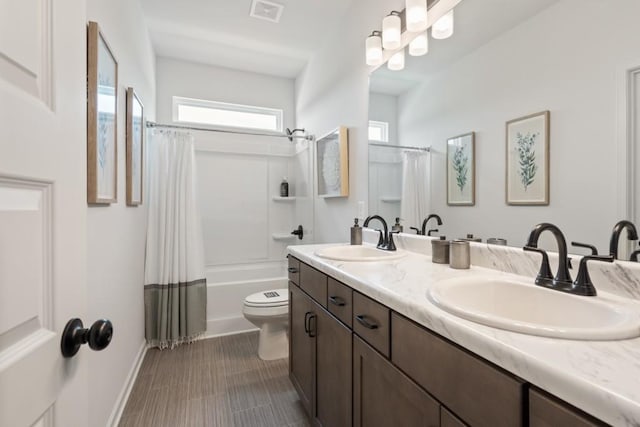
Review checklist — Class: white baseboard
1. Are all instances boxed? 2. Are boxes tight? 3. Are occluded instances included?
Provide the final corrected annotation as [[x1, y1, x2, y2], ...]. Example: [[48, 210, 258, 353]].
[[205, 315, 258, 338], [107, 340, 147, 427]]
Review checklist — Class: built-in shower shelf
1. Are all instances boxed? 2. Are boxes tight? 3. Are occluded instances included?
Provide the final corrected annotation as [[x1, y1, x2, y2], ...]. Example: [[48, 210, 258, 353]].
[[272, 196, 296, 202], [380, 197, 401, 203], [272, 233, 297, 241]]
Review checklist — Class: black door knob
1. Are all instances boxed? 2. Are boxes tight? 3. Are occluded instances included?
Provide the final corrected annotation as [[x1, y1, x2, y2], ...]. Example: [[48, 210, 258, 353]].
[[61, 318, 113, 358]]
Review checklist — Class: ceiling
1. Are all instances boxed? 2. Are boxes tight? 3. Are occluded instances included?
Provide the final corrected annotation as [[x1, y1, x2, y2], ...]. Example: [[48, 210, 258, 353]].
[[370, 0, 559, 95], [140, 0, 559, 82], [139, 0, 354, 78]]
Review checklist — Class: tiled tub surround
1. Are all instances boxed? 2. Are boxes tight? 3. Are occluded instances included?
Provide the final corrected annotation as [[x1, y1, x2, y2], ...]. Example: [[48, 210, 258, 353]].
[[289, 232, 640, 426]]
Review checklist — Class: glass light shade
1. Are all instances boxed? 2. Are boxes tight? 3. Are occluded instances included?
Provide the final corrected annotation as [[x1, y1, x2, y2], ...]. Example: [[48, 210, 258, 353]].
[[387, 49, 405, 71], [406, 0, 428, 32], [432, 9, 454, 39], [382, 13, 401, 50], [409, 32, 428, 56], [365, 34, 383, 65]]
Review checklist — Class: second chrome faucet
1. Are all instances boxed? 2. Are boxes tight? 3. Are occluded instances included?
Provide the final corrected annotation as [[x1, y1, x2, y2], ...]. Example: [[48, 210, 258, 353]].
[[363, 215, 397, 251]]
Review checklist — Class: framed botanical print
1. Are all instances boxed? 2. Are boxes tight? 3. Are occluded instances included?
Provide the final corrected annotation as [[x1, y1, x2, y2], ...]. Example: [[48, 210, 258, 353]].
[[126, 87, 144, 206], [316, 126, 349, 197], [506, 111, 550, 205], [87, 21, 118, 204], [446, 132, 475, 206]]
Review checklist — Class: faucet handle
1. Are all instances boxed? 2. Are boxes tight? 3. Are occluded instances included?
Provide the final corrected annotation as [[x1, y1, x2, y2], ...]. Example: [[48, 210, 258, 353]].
[[571, 241, 598, 255], [373, 229, 385, 248], [631, 249, 640, 262], [572, 255, 614, 296], [427, 228, 439, 237], [523, 246, 553, 286], [409, 227, 421, 235]]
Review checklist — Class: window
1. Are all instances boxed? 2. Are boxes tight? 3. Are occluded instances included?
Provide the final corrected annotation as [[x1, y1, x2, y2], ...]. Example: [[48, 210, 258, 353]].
[[173, 96, 284, 132], [368, 120, 389, 142]]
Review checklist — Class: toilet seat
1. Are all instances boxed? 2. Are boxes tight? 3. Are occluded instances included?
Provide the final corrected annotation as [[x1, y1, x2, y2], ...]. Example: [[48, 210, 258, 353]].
[[243, 289, 288, 308]]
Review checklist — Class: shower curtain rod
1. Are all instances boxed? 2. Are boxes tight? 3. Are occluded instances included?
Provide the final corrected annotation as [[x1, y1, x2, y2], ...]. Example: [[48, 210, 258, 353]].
[[368, 142, 431, 152], [146, 121, 314, 141]]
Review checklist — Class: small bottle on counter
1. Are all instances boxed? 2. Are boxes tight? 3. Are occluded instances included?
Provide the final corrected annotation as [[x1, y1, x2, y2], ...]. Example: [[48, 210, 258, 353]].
[[351, 218, 362, 245], [392, 217, 403, 233], [280, 177, 289, 197]]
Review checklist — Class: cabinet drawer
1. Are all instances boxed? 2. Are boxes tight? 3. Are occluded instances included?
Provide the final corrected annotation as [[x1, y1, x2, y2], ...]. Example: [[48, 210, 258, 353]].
[[327, 278, 353, 328], [529, 388, 606, 427], [287, 256, 300, 286], [391, 313, 524, 427], [441, 407, 468, 427], [299, 262, 327, 308], [353, 292, 390, 357]]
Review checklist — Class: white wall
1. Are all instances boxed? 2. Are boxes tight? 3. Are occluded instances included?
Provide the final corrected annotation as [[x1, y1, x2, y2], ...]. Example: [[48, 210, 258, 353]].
[[85, 0, 156, 425], [295, 0, 404, 243], [397, 0, 640, 250]]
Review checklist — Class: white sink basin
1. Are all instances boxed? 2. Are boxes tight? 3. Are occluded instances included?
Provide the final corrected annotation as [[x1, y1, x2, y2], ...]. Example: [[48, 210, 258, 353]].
[[428, 276, 640, 340], [315, 245, 406, 262]]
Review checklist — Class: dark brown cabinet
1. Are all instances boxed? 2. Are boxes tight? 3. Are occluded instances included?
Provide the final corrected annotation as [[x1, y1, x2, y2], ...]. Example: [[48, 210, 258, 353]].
[[353, 335, 440, 427], [289, 283, 315, 415], [529, 388, 606, 427]]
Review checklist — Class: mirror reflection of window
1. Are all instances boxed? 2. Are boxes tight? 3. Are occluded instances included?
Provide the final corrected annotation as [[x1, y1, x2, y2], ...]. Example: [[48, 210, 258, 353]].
[[368, 120, 389, 142]]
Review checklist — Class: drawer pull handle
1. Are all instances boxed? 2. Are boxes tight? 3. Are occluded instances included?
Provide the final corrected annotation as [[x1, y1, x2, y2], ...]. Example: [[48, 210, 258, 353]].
[[355, 315, 379, 330], [288, 267, 299, 273], [329, 296, 346, 306]]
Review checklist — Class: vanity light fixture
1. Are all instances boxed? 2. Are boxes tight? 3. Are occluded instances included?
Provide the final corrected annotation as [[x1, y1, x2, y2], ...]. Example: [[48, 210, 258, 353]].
[[406, 0, 428, 32], [366, 31, 383, 66], [409, 32, 429, 56], [432, 9, 454, 39], [382, 11, 402, 50], [388, 49, 405, 71]]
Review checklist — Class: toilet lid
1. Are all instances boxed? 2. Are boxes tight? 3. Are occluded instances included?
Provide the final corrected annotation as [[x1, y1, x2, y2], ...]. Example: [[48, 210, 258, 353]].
[[245, 289, 288, 307]]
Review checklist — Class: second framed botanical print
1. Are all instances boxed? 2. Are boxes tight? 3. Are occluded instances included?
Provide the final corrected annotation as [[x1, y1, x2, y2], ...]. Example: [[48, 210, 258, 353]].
[[447, 132, 475, 206], [126, 88, 144, 206], [506, 111, 550, 205], [316, 126, 349, 198], [87, 21, 118, 204]]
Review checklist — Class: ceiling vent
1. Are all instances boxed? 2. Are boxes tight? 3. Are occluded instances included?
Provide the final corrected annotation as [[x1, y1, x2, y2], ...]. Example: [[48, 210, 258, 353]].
[[249, 0, 284, 23]]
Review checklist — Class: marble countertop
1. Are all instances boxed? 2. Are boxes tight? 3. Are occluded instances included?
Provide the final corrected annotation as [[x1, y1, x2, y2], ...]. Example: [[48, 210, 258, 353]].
[[289, 243, 640, 426]]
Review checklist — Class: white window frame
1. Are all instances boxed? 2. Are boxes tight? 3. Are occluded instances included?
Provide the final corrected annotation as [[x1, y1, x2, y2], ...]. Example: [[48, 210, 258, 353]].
[[172, 96, 284, 133], [368, 120, 389, 142]]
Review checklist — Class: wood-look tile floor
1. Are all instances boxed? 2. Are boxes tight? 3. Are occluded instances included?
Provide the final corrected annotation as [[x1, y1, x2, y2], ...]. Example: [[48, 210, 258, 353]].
[[119, 332, 310, 427]]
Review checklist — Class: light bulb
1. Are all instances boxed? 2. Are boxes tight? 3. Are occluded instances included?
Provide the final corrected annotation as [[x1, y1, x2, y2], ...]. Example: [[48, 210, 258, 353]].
[[387, 49, 405, 71], [365, 32, 383, 65], [382, 12, 401, 50], [432, 9, 454, 40], [406, 0, 428, 32], [409, 32, 428, 56]]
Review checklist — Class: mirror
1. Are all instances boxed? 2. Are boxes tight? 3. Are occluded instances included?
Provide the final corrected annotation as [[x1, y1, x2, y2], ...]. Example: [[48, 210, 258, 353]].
[[367, 0, 640, 257]]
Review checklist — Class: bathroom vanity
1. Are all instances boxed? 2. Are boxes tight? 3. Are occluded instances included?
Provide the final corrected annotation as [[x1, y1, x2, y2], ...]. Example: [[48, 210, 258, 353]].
[[287, 241, 640, 427]]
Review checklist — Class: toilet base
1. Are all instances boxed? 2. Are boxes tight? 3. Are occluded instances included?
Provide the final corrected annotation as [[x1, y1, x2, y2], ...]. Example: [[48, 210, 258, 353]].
[[257, 321, 289, 360]]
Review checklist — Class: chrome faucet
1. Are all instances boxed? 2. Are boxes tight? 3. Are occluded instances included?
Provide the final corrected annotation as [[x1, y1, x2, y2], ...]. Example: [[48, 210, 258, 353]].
[[609, 220, 639, 260], [363, 215, 396, 251], [524, 223, 572, 290], [421, 214, 443, 236]]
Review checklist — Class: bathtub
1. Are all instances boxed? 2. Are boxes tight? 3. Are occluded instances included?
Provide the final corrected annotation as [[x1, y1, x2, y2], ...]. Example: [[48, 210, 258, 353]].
[[205, 261, 288, 337]]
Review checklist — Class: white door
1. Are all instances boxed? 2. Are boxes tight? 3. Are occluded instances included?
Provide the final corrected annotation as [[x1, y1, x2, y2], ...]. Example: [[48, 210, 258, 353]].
[[0, 1, 89, 426]]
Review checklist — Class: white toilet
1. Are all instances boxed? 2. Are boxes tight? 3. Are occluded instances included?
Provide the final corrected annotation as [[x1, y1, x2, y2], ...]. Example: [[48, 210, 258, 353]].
[[242, 288, 289, 360]]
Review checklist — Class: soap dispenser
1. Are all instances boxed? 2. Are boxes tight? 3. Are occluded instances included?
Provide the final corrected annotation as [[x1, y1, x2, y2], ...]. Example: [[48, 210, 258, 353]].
[[351, 218, 362, 245], [392, 217, 403, 233]]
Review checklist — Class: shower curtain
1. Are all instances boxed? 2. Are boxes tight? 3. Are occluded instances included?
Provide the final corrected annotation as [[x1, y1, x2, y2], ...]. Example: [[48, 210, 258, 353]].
[[400, 150, 431, 230], [144, 129, 207, 349]]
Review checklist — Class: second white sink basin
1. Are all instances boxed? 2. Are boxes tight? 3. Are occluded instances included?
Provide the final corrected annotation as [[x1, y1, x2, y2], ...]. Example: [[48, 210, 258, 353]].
[[428, 276, 640, 340], [315, 245, 406, 262]]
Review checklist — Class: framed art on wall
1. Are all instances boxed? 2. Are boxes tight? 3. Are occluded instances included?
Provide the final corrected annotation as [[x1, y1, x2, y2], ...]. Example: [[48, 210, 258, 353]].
[[126, 87, 144, 206], [446, 132, 475, 206], [506, 111, 550, 205], [316, 126, 349, 197], [87, 21, 118, 204]]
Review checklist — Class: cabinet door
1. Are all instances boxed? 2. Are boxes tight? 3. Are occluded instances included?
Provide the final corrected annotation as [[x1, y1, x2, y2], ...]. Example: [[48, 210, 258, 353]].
[[529, 388, 606, 427], [315, 306, 352, 427], [289, 283, 315, 415], [353, 335, 440, 427]]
